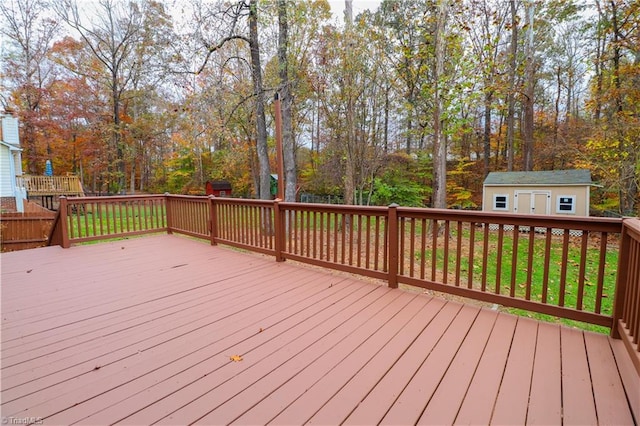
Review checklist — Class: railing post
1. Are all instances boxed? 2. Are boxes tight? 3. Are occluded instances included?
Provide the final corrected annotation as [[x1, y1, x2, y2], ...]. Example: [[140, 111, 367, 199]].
[[388, 203, 399, 288], [59, 196, 70, 248], [209, 195, 217, 246], [611, 219, 631, 338], [164, 193, 173, 234], [274, 199, 284, 262]]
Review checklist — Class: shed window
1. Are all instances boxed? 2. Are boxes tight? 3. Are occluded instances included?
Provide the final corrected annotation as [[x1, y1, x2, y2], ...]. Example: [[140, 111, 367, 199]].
[[556, 195, 576, 214], [220, 191, 227, 196], [493, 194, 509, 211]]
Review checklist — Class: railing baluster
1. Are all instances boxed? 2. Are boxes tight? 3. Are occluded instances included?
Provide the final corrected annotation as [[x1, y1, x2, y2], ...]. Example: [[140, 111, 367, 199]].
[[542, 229, 553, 303], [409, 218, 416, 278], [481, 223, 489, 292], [399, 217, 406, 276], [495, 224, 504, 294], [82, 201, 90, 237], [455, 221, 462, 286], [340, 214, 346, 265], [431, 220, 438, 281], [526, 227, 535, 300], [375, 215, 381, 271], [319, 211, 325, 261], [118, 202, 124, 233], [420, 218, 427, 280], [576, 232, 589, 310], [510, 225, 519, 297], [313, 211, 318, 259], [559, 229, 570, 307], [468, 222, 475, 290], [365, 215, 371, 269]]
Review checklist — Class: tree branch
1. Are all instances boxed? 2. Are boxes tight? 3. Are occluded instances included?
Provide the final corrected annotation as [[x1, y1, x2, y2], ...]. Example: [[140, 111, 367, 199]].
[[196, 35, 250, 74]]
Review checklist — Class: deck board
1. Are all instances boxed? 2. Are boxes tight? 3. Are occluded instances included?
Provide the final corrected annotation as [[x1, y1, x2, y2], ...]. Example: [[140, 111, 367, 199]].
[[379, 304, 480, 426], [585, 332, 636, 425], [560, 326, 598, 425], [453, 313, 518, 425], [417, 309, 498, 425], [303, 297, 448, 426], [489, 316, 538, 425], [527, 321, 562, 425], [342, 302, 463, 425], [1, 234, 636, 425]]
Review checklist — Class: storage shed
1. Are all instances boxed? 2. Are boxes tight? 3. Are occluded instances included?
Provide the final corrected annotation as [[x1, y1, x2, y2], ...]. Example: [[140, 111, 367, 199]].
[[205, 180, 232, 197], [483, 169, 592, 217]]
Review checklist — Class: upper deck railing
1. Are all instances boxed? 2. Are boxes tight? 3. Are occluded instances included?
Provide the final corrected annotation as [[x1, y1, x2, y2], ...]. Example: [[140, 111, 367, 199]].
[[16, 175, 84, 196], [49, 194, 639, 374]]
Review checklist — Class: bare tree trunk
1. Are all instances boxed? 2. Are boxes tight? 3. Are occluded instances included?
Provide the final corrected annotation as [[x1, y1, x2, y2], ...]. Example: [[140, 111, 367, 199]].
[[593, 0, 605, 122], [343, 0, 355, 205], [507, 0, 517, 172], [277, 0, 296, 202], [432, 0, 448, 209], [249, 0, 270, 200], [552, 66, 561, 169], [483, 91, 492, 177], [384, 84, 390, 153], [522, 1, 535, 171]]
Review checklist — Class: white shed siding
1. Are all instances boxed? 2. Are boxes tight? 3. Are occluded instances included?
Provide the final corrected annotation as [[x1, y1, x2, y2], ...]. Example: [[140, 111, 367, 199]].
[[483, 184, 590, 216]]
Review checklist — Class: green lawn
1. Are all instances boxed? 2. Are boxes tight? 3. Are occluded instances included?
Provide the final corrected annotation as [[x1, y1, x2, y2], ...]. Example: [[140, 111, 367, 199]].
[[413, 226, 617, 332]]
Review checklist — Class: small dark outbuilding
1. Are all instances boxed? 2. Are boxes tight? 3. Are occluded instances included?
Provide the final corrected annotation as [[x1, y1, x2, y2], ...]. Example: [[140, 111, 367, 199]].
[[205, 180, 232, 197]]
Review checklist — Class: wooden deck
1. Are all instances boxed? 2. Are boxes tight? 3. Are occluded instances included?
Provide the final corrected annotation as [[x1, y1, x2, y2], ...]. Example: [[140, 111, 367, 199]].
[[1, 235, 637, 425]]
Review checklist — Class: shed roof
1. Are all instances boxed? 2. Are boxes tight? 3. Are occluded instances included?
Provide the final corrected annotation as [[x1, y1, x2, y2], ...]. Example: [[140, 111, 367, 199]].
[[484, 169, 592, 186], [207, 180, 232, 190]]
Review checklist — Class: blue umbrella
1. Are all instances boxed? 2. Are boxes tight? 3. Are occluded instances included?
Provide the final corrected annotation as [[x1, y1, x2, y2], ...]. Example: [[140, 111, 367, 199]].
[[45, 160, 53, 176]]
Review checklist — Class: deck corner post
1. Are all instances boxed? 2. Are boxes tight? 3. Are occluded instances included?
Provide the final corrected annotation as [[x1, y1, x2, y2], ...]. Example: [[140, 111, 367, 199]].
[[164, 192, 173, 234], [59, 196, 70, 248], [209, 195, 217, 246], [611, 219, 630, 339], [273, 199, 285, 262], [388, 203, 399, 288]]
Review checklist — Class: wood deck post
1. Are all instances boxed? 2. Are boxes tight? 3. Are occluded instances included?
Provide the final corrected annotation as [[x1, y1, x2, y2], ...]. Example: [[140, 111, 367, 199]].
[[611, 219, 630, 339], [164, 193, 173, 234], [388, 203, 399, 288], [209, 195, 217, 246], [274, 199, 284, 262], [59, 196, 70, 248]]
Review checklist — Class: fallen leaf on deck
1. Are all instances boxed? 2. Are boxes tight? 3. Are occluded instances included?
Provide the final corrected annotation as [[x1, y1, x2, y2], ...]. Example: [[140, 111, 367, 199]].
[[230, 355, 243, 362]]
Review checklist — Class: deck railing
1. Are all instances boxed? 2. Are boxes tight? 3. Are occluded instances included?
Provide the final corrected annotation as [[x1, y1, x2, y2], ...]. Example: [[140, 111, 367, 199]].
[[395, 207, 622, 327], [50, 195, 639, 354], [613, 218, 640, 373], [166, 195, 210, 240], [51, 195, 168, 246], [16, 175, 84, 196], [212, 198, 277, 256]]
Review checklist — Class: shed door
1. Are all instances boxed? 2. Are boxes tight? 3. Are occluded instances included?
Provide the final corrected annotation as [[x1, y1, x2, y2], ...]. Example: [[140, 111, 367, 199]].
[[514, 191, 551, 215]]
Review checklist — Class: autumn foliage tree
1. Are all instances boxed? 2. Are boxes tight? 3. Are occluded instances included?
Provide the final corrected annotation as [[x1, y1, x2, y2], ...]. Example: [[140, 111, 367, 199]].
[[0, 0, 637, 214]]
